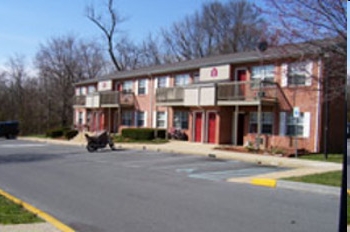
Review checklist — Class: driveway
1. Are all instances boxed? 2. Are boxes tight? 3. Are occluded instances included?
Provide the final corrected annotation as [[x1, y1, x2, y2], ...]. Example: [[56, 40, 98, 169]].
[[0, 139, 340, 232]]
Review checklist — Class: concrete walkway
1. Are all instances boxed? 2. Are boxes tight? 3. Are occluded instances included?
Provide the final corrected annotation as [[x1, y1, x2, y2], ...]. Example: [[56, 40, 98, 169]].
[[1, 136, 344, 231]]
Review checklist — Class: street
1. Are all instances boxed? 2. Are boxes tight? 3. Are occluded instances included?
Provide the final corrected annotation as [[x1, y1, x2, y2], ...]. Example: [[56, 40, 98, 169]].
[[0, 139, 340, 232]]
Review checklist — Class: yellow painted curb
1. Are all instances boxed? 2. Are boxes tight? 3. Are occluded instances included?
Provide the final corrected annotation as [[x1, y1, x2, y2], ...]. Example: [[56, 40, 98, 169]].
[[0, 188, 75, 232], [251, 178, 277, 188]]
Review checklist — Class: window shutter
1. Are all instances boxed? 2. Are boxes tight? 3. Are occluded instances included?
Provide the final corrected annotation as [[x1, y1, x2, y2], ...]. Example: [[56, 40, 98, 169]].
[[154, 78, 158, 90], [305, 61, 313, 86], [279, 112, 286, 136], [303, 112, 310, 138], [143, 111, 147, 127], [166, 76, 170, 87], [134, 111, 138, 127], [145, 79, 148, 94], [135, 80, 139, 95], [82, 111, 86, 125], [281, 63, 288, 87], [164, 111, 168, 129], [153, 111, 157, 128]]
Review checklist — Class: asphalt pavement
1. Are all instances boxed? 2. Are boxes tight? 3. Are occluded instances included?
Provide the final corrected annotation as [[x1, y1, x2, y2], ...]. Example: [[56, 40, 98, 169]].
[[0, 139, 342, 232]]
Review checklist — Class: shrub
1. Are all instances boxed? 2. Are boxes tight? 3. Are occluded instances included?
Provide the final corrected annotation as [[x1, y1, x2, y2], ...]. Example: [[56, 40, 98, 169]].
[[121, 128, 166, 140], [46, 128, 64, 138], [64, 129, 79, 140]]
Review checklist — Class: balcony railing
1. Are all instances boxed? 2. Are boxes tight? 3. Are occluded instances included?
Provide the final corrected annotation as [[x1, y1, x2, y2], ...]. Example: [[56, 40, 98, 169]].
[[74, 95, 86, 106], [156, 87, 184, 103], [217, 81, 278, 102], [156, 81, 279, 106], [74, 91, 134, 108]]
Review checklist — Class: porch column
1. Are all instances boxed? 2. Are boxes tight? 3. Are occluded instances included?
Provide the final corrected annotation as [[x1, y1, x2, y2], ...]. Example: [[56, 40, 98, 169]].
[[234, 105, 239, 145], [108, 107, 111, 132], [256, 103, 262, 149]]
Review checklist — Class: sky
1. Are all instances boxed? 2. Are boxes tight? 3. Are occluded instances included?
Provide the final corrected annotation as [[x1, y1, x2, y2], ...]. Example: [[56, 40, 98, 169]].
[[0, 0, 230, 70]]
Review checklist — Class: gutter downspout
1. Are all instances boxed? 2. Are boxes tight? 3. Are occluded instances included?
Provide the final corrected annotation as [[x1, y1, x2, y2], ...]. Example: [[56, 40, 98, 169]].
[[315, 58, 322, 152]]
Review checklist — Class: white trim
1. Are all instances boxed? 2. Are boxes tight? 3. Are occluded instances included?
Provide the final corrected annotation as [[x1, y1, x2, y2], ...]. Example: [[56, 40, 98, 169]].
[[144, 111, 148, 127], [153, 111, 157, 128], [315, 59, 322, 152], [135, 80, 139, 95]]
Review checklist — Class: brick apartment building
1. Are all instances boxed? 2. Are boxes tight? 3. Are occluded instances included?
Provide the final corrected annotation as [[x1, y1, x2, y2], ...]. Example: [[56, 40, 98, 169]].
[[73, 39, 345, 153]]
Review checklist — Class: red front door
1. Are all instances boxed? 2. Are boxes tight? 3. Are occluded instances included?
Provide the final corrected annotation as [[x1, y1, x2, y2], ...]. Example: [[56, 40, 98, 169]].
[[195, 113, 202, 142], [237, 69, 247, 98], [207, 112, 216, 144]]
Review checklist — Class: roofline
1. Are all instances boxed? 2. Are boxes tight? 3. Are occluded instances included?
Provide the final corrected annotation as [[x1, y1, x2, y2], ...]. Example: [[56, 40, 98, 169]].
[[75, 38, 335, 86]]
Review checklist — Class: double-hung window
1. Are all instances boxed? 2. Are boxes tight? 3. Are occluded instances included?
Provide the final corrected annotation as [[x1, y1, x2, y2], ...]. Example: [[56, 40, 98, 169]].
[[156, 77, 167, 88], [138, 79, 147, 95], [173, 111, 189, 129], [249, 112, 273, 134], [87, 85, 96, 94], [122, 111, 133, 126], [136, 111, 145, 127], [251, 65, 275, 88], [156, 112, 166, 128], [174, 74, 190, 86], [286, 113, 304, 136], [123, 81, 133, 93], [287, 62, 311, 86]]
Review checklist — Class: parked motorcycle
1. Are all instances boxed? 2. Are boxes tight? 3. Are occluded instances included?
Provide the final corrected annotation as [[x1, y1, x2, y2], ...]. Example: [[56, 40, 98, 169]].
[[168, 128, 188, 140], [85, 131, 115, 152]]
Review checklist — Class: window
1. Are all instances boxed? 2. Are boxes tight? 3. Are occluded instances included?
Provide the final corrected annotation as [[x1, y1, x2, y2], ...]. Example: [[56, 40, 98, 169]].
[[87, 85, 96, 94], [173, 111, 188, 129], [156, 112, 166, 128], [136, 111, 145, 127], [123, 81, 133, 93], [286, 113, 304, 136], [251, 65, 275, 88], [138, 79, 147, 95], [122, 111, 133, 126], [287, 62, 311, 86], [249, 112, 273, 134], [78, 112, 83, 125], [156, 77, 168, 88], [174, 74, 190, 86], [193, 72, 200, 83]]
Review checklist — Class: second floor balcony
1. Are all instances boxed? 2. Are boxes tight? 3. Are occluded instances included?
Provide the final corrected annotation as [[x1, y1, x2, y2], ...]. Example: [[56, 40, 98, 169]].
[[74, 91, 134, 108], [156, 81, 281, 107]]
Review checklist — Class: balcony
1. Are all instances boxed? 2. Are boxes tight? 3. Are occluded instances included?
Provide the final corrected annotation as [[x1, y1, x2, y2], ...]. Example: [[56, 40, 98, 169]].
[[217, 81, 278, 105], [73, 91, 134, 108], [156, 87, 184, 106], [156, 81, 279, 106]]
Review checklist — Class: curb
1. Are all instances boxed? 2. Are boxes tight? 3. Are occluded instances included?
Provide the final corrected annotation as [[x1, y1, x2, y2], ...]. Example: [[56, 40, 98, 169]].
[[0, 188, 75, 232], [251, 178, 277, 188], [249, 178, 341, 196]]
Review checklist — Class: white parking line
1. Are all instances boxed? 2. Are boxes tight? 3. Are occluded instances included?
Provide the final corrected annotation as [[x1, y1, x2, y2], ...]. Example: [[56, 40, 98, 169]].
[[0, 144, 47, 148]]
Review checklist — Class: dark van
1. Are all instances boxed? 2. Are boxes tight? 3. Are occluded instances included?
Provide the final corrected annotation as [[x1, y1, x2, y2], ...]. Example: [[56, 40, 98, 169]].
[[0, 121, 19, 139]]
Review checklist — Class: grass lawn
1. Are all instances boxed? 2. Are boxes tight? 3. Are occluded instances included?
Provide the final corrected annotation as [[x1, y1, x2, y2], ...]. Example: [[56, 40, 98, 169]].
[[283, 170, 342, 187], [300, 153, 343, 163], [0, 195, 43, 225]]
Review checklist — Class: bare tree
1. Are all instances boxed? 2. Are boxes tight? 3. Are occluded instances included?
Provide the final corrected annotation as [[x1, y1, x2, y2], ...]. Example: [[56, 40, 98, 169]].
[[35, 35, 107, 128], [86, 0, 124, 71], [162, 0, 268, 61]]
